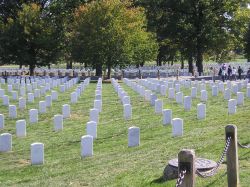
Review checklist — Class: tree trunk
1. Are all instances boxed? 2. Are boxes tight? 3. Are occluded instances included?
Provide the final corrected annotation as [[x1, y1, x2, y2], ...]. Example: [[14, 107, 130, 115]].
[[157, 53, 162, 66], [96, 63, 102, 77], [19, 63, 22, 69], [66, 61, 73, 69], [181, 56, 184, 69], [107, 64, 111, 79], [188, 55, 193, 74], [48, 64, 51, 69], [248, 58, 250, 62], [196, 47, 203, 76], [29, 63, 35, 76]]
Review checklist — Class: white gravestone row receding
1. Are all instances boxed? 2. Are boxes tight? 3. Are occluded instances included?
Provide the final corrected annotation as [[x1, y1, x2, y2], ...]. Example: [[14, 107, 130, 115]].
[[128, 126, 140, 147], [0, 133, 12, 152], [31, 142, 44, 165], [94, 100, 102, 113], [19, 97, 26, 109], [150, 94, 157, 106], [3, 95, 9, 106], [45, 95, 52, 107], [71, 92, 77, 104], [28, 93, 34, 103]]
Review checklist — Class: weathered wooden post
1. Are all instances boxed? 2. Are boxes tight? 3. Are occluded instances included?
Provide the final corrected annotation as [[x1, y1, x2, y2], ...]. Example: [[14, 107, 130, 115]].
[[178, 149, 196, 187], [225, 125, 239, 187]]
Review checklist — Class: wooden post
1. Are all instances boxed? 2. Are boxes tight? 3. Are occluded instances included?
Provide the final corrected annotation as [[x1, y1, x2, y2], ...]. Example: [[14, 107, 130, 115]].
[[225, 125, 239, 187], [178, 149, 195, 187]]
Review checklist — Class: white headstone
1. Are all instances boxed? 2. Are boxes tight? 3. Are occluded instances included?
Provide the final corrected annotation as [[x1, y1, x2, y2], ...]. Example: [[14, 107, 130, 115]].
[[90, 108, 99, 123], [20, 87, 26, 97], [168, 88, 175, 99], [0, 133, 12, 152], [155, 99, 163, 114], [212, 86, 218, 96], [19, 97, 26, 109], [184, 96, 192, 111], [62, 104, 70, 118], [247, 87, 250, 98], [237, 92, 244, 105], [144, 90, 152, 101], [51, 91, 58, 101], [8, 85, 12, 92], [191, 87, 197, 98], [39, 101, 46, 114], [71, 92, 77, 103], [11, 91, 18, 100], [197, 103, 206, 120], [95, 94, 102, 100], [16, 120, 26, 137], [60, 85, 65, 92], [228, 99, 237, 114], [172, 118, 183, 137], [150, 94, 157, 106], [160, 85, 167, 96], [34, 89, 40, 98], [162, 109, 172, 125], [123, 104, 132, 120], [122, 96, 130, 105], [224, 88, 231, 100], [0, 89, 5, 98], [29, 109, 38, 124], [176, 92, 183, 104], [31, 142, 44, 165], [27, 93, 34, 103], [9, 105, 17, 119], [94, 100, 102, 113], [128, 126, 140, 147], [54, 114, 63, 131], [2, 95, 9, 106], [200, 90, 207, 102], [45, 95, 52, 107], [232, 84, 238, 94], [86, 121, 97, 139], [81, 135, 93, 157], [0, 114, 4, 129]]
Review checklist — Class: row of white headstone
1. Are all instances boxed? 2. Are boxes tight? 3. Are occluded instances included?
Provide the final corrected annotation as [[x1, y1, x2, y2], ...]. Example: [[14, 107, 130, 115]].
[[123, 78, 185, 137], [111, 78, 132, 120], [0, 78, 92, 165]]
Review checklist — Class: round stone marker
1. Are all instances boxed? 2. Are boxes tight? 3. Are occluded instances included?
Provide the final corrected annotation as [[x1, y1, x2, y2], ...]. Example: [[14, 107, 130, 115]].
[[168, 158, 217, 170]]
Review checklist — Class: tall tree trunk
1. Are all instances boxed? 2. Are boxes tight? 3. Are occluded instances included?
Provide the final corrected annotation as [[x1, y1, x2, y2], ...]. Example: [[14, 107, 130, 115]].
[[157, 53, 162, 66], [29, 63, 35, 76], [188, 54, 193, 74], [248, 58, 250, 62], [96, 63, 102, 77], [196, 47, 203, 76], [181, 56, 184, 69], [19, 63, 22, 69], [107, 64, 111, 79], [48, 64, 51, 69]]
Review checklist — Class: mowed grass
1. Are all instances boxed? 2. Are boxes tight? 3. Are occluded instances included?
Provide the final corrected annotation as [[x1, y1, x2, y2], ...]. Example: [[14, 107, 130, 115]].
[[0, 80, 249, 187]]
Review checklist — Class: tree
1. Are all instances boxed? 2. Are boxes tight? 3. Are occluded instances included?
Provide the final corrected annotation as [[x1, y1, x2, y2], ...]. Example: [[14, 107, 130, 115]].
[[70, 0, 158, 78], [135, 0, 250, 74], [246, 23, 250, 62], [0, 3, 60, 75]]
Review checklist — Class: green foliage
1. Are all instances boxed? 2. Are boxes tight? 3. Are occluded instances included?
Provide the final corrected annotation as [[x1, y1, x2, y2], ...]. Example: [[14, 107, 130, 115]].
[[70, 0, 158, 76], [0, 3, 61, 73]]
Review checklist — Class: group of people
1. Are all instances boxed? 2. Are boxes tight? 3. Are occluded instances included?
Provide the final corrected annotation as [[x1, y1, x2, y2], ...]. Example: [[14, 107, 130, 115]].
[[218, 64, 250, 82]]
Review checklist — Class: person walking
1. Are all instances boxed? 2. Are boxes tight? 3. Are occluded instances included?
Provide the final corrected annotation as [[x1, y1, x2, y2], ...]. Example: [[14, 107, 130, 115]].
[[238, 66, 243, 80], [227, 65, 232, 80]]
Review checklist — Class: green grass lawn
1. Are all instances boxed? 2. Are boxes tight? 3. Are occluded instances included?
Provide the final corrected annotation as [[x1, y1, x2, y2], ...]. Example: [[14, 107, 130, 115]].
[[0, 80, 249, 187]]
